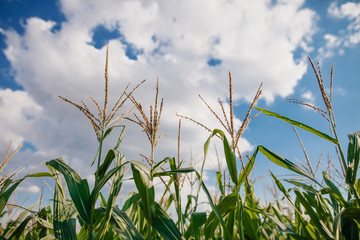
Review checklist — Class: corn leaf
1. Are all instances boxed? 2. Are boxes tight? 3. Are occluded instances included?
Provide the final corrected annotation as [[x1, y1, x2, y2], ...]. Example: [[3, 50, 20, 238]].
[[46, 158, 91, 224], [131, 161, 154, 221], [47, 164, 78, 240], [294, 188, 334, 240], [216, 171, 224, 195], [270, 172, 318, 239], [96, 206, 144, 240], [323, 171, 348, 207], [256, 146, 322, 186], [151, 157, 173, 176], [255, 107, 338, 144], [90, 160, 127, 203], [152, 167, 195, 177], [238, 149, 256, 186], [151, 201, 182, 240], [205, 193, 236, 239], [96, 149, 117, 181], [192, 212, 207, 240], [0, 179, 23, 214], [334, 207, 360, 240], [95, 151, 126, 240], [205, 129, 237, 184], [346, 131, 360, 185]]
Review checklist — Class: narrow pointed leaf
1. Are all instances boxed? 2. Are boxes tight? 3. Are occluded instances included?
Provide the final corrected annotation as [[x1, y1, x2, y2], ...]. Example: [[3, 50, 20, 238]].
[[255, 107, 338, 144], [257, 146, 322, 186], [151, 157, 173, 176], [46, 158, 91, 224]]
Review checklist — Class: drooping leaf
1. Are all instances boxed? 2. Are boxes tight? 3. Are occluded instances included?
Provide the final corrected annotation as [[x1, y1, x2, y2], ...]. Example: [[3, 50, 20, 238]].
[[46, 158, 91, 224], [47, 164, 78, 240], [255, 107, 338, 144], [256, 146, 322, 186]]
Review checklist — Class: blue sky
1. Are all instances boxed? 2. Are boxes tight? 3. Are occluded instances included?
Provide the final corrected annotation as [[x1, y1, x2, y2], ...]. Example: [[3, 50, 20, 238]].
[[1, 0, 360, 206]]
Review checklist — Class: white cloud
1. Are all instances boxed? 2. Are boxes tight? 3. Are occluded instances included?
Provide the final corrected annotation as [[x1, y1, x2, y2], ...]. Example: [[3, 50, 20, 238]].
[[1, 0, 317, 195], [0, 89, 42, 148], [301, 90, 315, 102], [18, 184, 40, 193], [320, 2, 360, 59]]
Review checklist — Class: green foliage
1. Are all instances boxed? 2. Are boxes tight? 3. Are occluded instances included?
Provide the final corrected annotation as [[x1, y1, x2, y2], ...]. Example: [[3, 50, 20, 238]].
[[1, 55, 359, 240]]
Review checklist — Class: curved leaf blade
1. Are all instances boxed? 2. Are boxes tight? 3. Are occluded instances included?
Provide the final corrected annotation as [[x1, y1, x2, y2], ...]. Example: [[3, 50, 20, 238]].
[[255, 107, 338, 144]]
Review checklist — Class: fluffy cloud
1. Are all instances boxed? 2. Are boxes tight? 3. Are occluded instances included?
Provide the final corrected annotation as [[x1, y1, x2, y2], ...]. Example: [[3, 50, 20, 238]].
[[319, 2, 360, 59], [1, 0, 317, 195], [0, 89, 42, 148]]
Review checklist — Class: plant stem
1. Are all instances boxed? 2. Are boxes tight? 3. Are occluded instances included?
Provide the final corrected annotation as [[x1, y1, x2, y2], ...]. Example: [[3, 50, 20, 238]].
[[97, 128, 105, 172]]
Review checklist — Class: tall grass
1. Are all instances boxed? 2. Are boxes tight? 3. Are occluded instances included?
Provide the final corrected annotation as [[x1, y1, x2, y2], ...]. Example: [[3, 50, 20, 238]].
[[0, 48, 359, 239]]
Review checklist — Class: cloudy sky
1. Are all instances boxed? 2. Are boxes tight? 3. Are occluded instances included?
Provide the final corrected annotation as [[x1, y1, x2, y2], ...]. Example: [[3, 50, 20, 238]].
[[1, 0, 360, 206]]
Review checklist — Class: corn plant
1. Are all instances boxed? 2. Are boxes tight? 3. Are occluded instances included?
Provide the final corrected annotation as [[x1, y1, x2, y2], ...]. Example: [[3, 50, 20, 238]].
[[252, 57, 360, 239], [2, 47, 359, 240]]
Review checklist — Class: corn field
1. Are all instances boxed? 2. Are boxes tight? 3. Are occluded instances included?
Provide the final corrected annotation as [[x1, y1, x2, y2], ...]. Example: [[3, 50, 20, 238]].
[[0, 47, 359, 240]]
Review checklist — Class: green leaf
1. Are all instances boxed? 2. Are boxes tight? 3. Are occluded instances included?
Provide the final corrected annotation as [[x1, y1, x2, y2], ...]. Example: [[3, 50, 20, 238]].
[[270, 173, 315, 238], [47, 164, 78, 240], [5, 215, 34, 239], [91, 159, 127, 203], [192, 212, 206, 240], [151, 201, 182, 240], [96, 149, 116, 181], [205, 129, 237, 184], [131, 161, 154, 221], [114, 125, 126, 150], [95, 151, 126, 240], [238, 149, 256, 186], [334, 207, 360, 240], [216, 171, 224, 195], [152, 167, 195, 177], [122, 192, 140, 213], [294, 188, 334, 240], [346, 131, 360, 185], [245, 206, 296, 235], [151, 157, 172, 176], [97, 206, 144, 240], [205, 192, 236, 239], [255, 107, 338, 144], [0, 179, 24, 214], [256, 146, 322, 186], [46, 158, 91, 224], [27, 172, 53, 178], [323, 171, 347, 207]]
